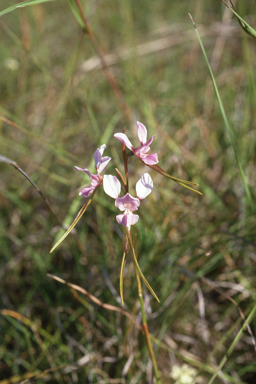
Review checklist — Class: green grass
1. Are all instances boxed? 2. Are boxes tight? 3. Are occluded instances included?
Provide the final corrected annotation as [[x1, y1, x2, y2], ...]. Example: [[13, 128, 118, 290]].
[[1, 0, 256, 383]]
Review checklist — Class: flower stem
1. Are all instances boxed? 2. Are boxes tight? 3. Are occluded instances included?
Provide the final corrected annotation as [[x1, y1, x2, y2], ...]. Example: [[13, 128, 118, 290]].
[[129, 227, 162, 384]]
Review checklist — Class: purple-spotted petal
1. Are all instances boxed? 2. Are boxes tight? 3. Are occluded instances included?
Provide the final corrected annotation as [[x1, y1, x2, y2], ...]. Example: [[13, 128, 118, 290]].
[[115, 193, 140, 212], [94, 144, 106, 169], [97, 156, 111, 174], [136, 173, 153, 199], [114, 133, 134, 151], [103, 175, 121, 199], [140, 153, 159, 165], [137, 121, 148, 145], [116, 212, 139, 227], [75, 166, 93, 180]]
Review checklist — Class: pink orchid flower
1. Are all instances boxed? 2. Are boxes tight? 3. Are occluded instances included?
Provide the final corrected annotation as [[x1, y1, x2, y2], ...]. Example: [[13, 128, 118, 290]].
[[75, 144, 111, 197], [114, 121, 158, 165], [103, 173, 153, 227]]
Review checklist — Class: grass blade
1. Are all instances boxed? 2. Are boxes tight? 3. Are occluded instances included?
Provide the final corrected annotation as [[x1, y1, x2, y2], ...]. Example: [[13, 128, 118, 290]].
[[208, 303, 256, 384], [120, 251, 127, 305], [0, 154, 60, 223], [147, 163, 203, 195], [0, 0, 56, 17], [50, 190, 96, 253], [0, 114, 78, 164], [67, 0, 85, 31], [189, 13, 255, 212], [221, 0, 256, 39]]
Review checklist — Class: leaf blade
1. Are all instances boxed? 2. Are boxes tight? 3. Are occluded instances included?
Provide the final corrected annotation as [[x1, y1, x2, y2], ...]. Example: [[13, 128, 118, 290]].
[[127, 231, 160, 303], [120, 251, 127, 306], [0, 0, 56, 17], [50, 192, 95, 253]]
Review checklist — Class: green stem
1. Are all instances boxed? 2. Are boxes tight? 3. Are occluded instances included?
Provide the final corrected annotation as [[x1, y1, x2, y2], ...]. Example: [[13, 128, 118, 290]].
[[208, 302, 256, 384], [189, 14, 255, 213], [128, 227, 162, 384]]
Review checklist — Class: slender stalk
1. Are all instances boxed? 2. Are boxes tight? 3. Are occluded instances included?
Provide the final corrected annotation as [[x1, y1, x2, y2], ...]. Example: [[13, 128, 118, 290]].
[[50, 188, 97, 253], [73, 0, 133, 123], [118, 140, 129, 305], [189, 13, 255, 213], [120, 250, 126, 305], [120, 236, 130, 305], [128, 227, 162, 384], [115, 168, 127, 190], [127, 230, 159, 302]]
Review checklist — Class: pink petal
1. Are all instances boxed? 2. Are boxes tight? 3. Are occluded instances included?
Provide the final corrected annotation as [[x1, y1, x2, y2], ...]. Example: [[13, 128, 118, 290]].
[[94, 144, 106, 169], [116, 212, 139, 227], [144, 135, 155, 148], [114, 133, 134, 151], [134, 146, 150, 157], [103, 175, 121, 199], [136, 173, 153, 199], [79, 185, 95, 197], [97, 156, 111, 174], [137, 121, 148, 145], [140, 153, 158, 165], [90, 174, 101, 187], [115, 193, 140, 212], [75, 166, 93, 180]]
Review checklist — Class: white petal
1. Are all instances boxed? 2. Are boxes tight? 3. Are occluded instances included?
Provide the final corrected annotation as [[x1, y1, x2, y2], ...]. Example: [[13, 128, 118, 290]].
[[114, 133, 133, 151], [137, 121, 148, 145], [103, 175, 121, 199], [116, 212, 139, 227], [136, 173, 153, 199]]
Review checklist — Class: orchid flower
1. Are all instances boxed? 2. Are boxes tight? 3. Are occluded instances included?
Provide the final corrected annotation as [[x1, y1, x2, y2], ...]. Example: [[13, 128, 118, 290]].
[[50, 145, 111, 253], [103, 172, 159, 304], [103, 173, 153, 228], [114, 121, 158, 165], [115, 122, 202, 195], [75, 144, 111, 197]]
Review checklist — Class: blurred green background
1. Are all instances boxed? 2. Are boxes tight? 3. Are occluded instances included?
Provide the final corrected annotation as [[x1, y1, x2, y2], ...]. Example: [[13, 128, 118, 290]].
[[1, 0, 256, 383]]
